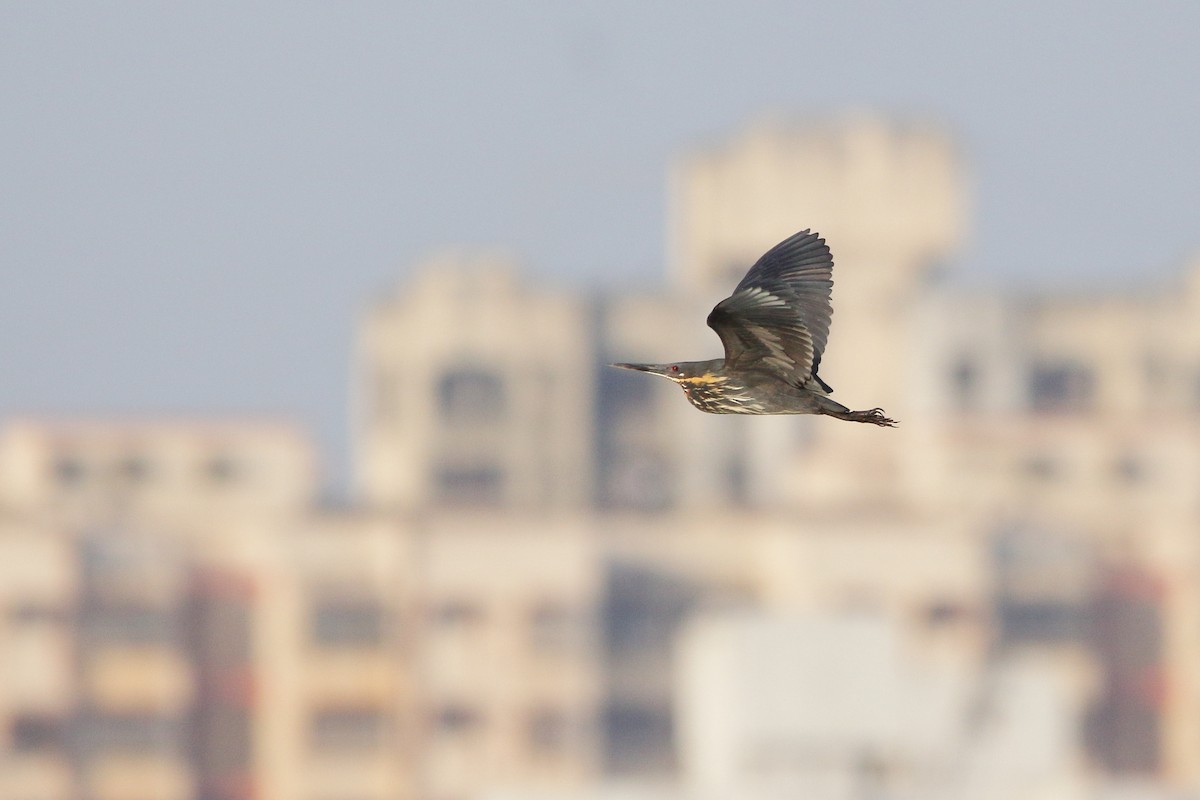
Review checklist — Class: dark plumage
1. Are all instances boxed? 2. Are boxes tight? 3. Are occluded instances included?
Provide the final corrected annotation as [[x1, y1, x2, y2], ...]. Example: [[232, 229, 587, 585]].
[[611, 229, 896, 426]]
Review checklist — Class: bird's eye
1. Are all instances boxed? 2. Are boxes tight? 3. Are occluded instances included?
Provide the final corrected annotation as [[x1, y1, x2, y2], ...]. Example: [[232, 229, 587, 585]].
[[670, 365, 679, 372]]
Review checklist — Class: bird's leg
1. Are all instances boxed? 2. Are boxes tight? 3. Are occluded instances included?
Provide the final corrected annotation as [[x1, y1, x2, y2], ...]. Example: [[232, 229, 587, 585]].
[[823, 406, 898, 427]]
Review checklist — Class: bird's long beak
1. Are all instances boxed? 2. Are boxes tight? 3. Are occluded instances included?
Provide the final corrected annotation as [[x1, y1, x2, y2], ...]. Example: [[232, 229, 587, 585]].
[[609, 362, 674, 378]]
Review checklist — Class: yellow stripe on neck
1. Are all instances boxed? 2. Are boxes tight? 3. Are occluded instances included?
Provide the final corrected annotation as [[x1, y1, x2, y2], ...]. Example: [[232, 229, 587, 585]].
[[681, 373, 727, 385]]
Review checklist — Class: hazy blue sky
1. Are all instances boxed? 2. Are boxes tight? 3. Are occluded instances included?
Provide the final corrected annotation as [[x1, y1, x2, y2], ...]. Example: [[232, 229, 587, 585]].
[[3, 2, 1198, 491]]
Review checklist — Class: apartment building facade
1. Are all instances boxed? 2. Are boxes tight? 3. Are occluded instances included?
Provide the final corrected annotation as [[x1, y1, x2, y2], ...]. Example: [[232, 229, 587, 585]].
[[3, 114, 1200, 799]]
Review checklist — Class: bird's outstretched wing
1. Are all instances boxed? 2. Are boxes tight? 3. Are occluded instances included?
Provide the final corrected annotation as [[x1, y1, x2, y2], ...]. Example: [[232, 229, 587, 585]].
[[706, 229, 834, 389]]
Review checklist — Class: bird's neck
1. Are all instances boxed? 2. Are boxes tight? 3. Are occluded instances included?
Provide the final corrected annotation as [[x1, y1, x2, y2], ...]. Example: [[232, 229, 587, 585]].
[[683, 359, 725, 377]]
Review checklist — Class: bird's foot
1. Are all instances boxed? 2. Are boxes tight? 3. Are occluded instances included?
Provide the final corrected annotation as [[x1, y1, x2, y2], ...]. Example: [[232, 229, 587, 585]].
[[847, 407, 898, 427]]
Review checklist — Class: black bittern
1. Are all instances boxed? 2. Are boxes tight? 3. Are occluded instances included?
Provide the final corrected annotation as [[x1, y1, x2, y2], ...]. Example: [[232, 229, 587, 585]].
[[611, 229, 896, 426]]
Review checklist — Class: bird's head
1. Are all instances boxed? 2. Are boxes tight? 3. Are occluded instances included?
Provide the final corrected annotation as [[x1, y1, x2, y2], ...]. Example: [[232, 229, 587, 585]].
[[608, 361, 717, 383]]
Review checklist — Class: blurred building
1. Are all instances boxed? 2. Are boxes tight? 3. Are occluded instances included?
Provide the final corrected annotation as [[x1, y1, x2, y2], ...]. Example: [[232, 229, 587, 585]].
[[594, 509, 988, 782], [0, 418, 316, 800], [354, 253, 595, 512], [0, 517, 76, 800], [0, 417, 317, 527], [3, 113, 1200, 800], [0, 422, 600, 800], [674, 611, 1086, 800]]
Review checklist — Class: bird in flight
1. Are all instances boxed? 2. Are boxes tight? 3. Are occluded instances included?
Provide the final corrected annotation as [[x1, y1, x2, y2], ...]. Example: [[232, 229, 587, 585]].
[[611, 229, 896, 426]]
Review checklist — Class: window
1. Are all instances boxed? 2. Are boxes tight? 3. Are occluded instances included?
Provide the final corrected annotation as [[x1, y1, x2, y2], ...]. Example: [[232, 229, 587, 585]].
[[528, 709, 570, 755], [601, 450, 674, 512], [189, 588, 253, 667], [10, 715, 64, 752], [194, 706, 251, 774], [1114, 453, 1147, 484], [9, 604, 67, 626], [950, 357, 979, 410], [1142, 355, 1167, 393], [311, 600, 386, 648], [603, 565, 703, 654], [1022, 455, 1061, 481], [529, 602, 580, 652], [999, 601, 1085, 643], [430, 601, 482, 628], [433, 705, 481, 736], [79, 713, 184, 756], [81, 603, 179, 645], [598, 357, 655, 419], [725, 448, 749, 507], [310, 709, 389, 752], [602, 704, 672, 773], [372, 367, 400, 423], [924, 600, 969, 627], [119, 454, 152, 482], [435, 464, 504, 507], [438, 367, 505, 422], [53, 456, 86, 487], [205, 454, 242, 483], [1086, 569, 1165, 773], [1029, 360, 1094, 412]]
